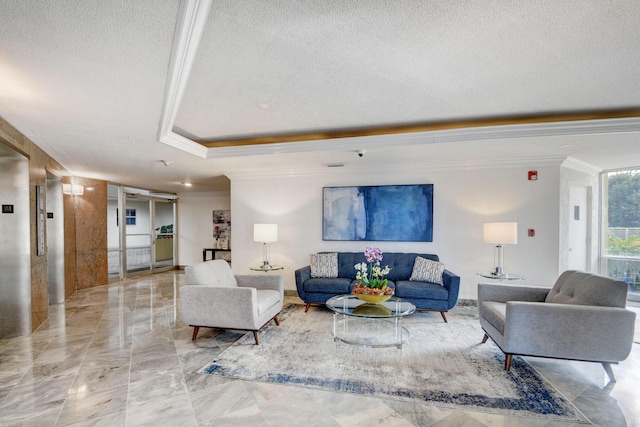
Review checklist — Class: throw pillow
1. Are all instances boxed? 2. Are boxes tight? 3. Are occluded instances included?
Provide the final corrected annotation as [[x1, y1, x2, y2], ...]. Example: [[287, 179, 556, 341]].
[[310, 253, 339, 278], [409, 256, 444, 285]]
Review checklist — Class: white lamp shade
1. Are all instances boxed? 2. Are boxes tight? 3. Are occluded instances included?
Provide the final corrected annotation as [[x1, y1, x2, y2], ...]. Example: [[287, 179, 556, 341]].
[[483, 222, 518, 245], [254, 224, 278, 243]]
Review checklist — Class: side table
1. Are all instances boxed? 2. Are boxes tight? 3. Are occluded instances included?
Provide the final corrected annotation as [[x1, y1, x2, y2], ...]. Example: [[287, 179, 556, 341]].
[[202, 248, 231, 262], [477, 272, 525, 280], [250, 265, 284, 272]]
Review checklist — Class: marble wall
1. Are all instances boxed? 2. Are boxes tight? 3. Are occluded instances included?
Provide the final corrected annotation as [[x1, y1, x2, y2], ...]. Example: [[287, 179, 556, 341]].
[[0, 116, 108, 333], [70, 177, 108, 290]]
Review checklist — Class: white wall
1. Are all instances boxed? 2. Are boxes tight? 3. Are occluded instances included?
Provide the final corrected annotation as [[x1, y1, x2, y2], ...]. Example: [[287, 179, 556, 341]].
[[177, 191, 230, 266], [228, 160, 566, 300]]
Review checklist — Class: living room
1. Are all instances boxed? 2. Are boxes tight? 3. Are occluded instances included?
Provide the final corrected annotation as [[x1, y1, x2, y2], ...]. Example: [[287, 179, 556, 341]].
[[1, 1, 640, 425]]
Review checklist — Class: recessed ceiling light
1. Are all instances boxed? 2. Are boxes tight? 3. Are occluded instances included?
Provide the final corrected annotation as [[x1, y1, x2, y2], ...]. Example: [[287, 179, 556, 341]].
[[558, 144, 572, 149], [86, 187, 95, 191], [258, 103, 271, 110], [183, 182, 192, 187]]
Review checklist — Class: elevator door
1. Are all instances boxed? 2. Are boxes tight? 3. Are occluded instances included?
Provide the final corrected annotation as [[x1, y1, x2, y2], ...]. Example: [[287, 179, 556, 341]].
[[0, 150, 31, 338], [46, 174, 65, 304]]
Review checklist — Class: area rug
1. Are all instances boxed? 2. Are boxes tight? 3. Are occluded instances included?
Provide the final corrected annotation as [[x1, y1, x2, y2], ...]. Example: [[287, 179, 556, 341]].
[[200, 305, 589, 424]]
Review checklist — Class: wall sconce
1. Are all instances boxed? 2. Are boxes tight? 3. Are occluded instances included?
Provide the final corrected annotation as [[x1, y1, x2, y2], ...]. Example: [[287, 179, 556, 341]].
[[483, 222, 517, 278], [62, 184, 84, 196], [254, 224, 277, 270]]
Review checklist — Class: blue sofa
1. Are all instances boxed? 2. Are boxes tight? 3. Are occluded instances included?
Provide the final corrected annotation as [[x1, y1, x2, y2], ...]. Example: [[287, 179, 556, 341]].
[[294, 252, 460, 322]]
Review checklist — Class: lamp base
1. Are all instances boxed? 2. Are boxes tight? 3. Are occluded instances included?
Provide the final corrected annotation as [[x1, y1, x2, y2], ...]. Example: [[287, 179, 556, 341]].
[[490, 267, 507, 278]]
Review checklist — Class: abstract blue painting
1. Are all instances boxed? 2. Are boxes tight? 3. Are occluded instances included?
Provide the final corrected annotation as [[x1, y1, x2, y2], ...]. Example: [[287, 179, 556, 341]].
[[323, 184, 433, 241]]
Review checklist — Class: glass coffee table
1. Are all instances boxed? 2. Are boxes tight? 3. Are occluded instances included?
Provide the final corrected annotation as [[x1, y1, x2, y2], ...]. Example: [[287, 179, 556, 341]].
[[326, 294, 416, 349]]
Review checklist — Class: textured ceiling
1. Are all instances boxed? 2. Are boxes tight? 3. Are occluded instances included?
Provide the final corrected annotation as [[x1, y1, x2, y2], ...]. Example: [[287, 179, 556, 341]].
[[176, 1, 640, 141], [0, 1, 639, 193]]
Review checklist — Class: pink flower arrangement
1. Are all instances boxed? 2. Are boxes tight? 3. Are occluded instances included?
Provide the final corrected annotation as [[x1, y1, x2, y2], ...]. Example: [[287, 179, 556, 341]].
[[364, 246, 383, 265]]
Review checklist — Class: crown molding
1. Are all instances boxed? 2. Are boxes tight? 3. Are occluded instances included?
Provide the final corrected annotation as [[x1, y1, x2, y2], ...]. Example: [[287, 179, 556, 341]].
[[561, 156, 602, 175], [160, 131, 208, 157], [157, 0, 212, 158]]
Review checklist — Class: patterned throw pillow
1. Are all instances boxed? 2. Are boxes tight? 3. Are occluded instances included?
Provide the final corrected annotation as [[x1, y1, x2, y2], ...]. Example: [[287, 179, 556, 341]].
[[409, 256, 445, 285], [310, 253, 339, 278]]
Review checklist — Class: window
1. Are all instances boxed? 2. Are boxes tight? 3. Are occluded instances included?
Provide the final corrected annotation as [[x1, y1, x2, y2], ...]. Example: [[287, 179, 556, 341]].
[[125, 208, 136, 225], [601, 168, 640, 301]]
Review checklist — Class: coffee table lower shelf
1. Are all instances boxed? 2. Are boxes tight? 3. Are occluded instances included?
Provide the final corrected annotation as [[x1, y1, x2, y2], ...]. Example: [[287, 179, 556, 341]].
[[332, 314, 410, 349]]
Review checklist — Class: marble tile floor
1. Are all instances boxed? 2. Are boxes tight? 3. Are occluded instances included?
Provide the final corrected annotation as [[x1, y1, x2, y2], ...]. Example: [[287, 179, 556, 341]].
[[0, 271, 639, 427]]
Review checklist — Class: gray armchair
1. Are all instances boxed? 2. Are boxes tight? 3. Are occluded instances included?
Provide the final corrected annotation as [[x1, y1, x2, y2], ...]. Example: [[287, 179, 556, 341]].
[[478, 270, 636, 381], [181, 260, 284, 344]]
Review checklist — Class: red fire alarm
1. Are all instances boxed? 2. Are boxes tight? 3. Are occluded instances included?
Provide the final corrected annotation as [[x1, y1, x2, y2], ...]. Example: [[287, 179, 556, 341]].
[[528, 171, 538, 181], [528, 229, 535, 237]]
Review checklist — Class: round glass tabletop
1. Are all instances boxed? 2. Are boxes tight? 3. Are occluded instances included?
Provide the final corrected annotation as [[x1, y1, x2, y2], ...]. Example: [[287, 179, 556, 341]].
[[326, 294, 416, 318]]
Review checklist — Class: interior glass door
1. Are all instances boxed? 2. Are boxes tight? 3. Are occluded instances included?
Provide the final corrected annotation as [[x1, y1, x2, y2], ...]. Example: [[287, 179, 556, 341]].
[[153, 200, 175, 271], [125, 195, 152, 275]]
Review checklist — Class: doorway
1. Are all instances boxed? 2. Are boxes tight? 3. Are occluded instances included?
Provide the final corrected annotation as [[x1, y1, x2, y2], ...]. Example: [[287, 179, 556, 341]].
[[568, 185, 591, 271], [108, 184, 176, 280]]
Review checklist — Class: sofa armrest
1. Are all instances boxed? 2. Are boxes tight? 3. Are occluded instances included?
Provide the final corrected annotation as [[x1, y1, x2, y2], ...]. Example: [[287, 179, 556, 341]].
[[180, 285, 258, 329], [236, 274, 284, 294], [502, 301, 636, 362], [442, 269, 460, 309], [295, 266, 311, 299], [478, 283, 550, 304]]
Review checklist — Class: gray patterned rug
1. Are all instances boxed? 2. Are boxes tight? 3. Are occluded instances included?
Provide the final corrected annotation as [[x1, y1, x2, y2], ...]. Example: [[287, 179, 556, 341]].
[[200, 305, 589, 423]]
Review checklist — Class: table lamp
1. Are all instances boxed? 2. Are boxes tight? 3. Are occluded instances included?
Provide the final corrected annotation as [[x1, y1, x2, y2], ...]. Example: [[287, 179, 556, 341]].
[[254, 224, 277, 270], [483, 222, 517, 278]]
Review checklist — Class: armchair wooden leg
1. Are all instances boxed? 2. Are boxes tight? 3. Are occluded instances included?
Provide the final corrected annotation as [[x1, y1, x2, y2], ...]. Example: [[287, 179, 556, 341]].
[[274, 314, 280, 326], [440, 311, 448, 323], [304, 303, 311, 313], [481, 333, 489, 344], [191, 326, 200, 341], [253, 331, 260, 345], [505, 354, 513, 371]]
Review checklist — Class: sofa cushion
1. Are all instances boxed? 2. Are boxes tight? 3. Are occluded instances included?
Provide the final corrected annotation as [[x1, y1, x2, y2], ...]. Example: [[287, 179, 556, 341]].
[[394, 280, 448, 301], [310, 253, 339, 278], [304, 278, 354, 294], [256, 289, 281, 315], [545, 270, 628, 307], [334, 252, 440, 281], [409, 256, 444, 285], [186, 260, 237, 287], [336, 252, 367, 278], [480, 301, 506, 334]]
